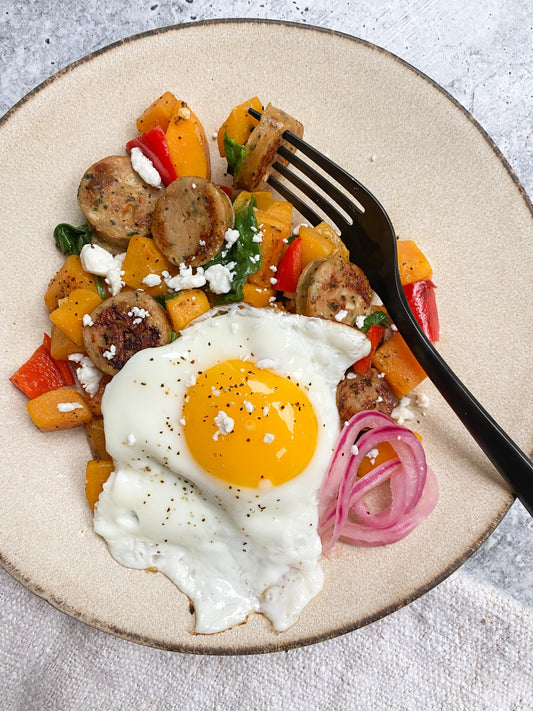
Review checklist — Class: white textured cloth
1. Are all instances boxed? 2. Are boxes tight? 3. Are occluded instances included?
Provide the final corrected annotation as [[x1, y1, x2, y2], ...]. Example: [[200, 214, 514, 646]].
[[1, 566, 531, 710]]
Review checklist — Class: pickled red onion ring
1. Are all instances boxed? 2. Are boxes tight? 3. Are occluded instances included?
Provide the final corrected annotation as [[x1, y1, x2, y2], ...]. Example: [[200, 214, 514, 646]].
[[318, 411, 438, 552]]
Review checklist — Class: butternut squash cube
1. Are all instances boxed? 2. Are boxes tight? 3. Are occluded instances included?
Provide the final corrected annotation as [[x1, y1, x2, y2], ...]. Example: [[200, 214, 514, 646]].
[[249, 201, 293, 288], [49, 288, 103, 346], [165, 289, 211, 332], [299, 222, 349, 268], [50, 324, 83, 360], [397, 240, 433, 285], [85, 418, 108, 460], [136, 91, 178, 134], [166, 100, 211, 179], [372, 332, 426, 397], [26, 387, 93, 432], [121, 235, 173, 296], [44, 255, 99, 310], [242, 282, 276, 307], [85, 459, 115, 511], [217, 96, 263, 158]]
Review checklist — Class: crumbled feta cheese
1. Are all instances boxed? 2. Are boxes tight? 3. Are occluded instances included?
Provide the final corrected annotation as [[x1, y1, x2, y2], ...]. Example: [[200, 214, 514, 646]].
[[269, 265, 277, 272], [263, 433, 275, 444], [391, 396, 415, 425], [142, 273, 162, 287], [163, 264, 206, 291], [416, 393, 430, 409], [178, 106, 191, 120], [391, 324, 398, 332], [262, 405, 269, 417], [127, 306, 150, 325], [80, 244, 125, 296], [346, 372, 357, 379], [268, 296, 276, 303], [103, 344, 117, 360], [224, 228, 240, 248], [199, 239, 206, 246], [191, 182, 197, 189], [366, 448, 379, 465], [243, 400, 254, 414], [130, 146, 162, 188], [68, 353, 103, 396], [335, 309, 348, 322], [204, 262, 235, 294], [355, 315, 366, 329], [82, 314, 94, 327], [211, 386, 220, 397], [351, 444, 359, 455], [212, 410, 234, 440], [252, 231, 263, 243], [127, 433, 136, 446], [269, 277, 277, 285], [56, 402, 83, 412]]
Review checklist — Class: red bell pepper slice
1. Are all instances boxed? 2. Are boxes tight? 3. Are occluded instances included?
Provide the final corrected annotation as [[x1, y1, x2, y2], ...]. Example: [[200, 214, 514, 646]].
[[274, 237, 302, 292], [10, 333, 74, 399], [126, 127, 177, 186], [403, 279, 439, 342], [216, 184, 233, 199], [353, 324, 384, 375]]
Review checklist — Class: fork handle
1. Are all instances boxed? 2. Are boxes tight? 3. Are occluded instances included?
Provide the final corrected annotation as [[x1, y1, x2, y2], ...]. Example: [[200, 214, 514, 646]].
[[391, 297, 533, 517]]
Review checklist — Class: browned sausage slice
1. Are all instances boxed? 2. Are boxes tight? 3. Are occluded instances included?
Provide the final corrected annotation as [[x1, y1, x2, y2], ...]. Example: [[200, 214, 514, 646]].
[[78, 155, 161, 252], [151, 176, 233, 267], [295, 255, 372, 326], [236, 103, 304, 190], [336, 367, 398, 424], [83, 291, 171, 375]]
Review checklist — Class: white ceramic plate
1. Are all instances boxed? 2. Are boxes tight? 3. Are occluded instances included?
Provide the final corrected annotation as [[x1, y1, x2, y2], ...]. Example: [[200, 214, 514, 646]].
[[1, 20, 531, 654]]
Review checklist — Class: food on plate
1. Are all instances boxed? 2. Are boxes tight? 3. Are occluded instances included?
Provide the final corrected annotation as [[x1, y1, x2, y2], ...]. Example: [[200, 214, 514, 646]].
[[151, 176, 233, 266], [78, 155, 162, 251], [10, 92, 440, 635], [82, 290, 171, 375]]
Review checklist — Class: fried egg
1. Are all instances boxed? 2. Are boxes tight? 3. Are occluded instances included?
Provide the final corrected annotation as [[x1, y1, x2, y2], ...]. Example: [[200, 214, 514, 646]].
[[94, 304, 370, 634]]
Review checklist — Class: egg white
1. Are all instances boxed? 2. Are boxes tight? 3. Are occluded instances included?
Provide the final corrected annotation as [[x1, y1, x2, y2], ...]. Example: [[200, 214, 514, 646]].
[[94, 304, 370, 634]]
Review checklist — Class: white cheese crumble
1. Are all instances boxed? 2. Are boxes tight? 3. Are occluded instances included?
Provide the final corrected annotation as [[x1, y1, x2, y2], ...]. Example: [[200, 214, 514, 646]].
[[391, 396, 415, 425], [252, 232, 263, 243], [68, 353, 103, 396], [355, 314, 366, 329], [142, 273, 162, 287], [213, 410, 234, 441], [211, 386, 220, 397], [224, 228, 240, 248], [103, 344, 117, 361], [263, 433, 275, 444], [351, 444, 359, 455], [335, 309, 348, 322], [127, 433, 136, 446], [346, 372, 357, 380], [416, 393, 430, 410], [269, 277, 278, 286], [82, 314, 94, 327], [163, 264, 206, 291], [130, 146, 162, 188], [127, 306, 150, 325], [56, 402, 83, 413], [243, 400, 254, 414], [80, 244, 125, 296], [262, 405, 270, 417], [204, 262, 236, 294], [366, 448, 379, 465]]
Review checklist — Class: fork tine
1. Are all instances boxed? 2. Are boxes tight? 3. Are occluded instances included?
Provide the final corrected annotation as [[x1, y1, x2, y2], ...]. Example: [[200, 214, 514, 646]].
[[277, 145, 362, 218], [248, 107, 370, 204], [271, 159, 350, 230], [266, 175, 323, 226]]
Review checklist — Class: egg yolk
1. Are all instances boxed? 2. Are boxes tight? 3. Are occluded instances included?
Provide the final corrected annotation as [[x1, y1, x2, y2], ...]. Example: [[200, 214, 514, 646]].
[[183, 360, 318, 488]]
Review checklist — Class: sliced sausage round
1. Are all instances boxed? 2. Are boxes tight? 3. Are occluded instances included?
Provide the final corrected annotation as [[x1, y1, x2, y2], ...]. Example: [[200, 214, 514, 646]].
[[336, 367, 398, 425], [295, 255, 372, 325], [151, 176, 233, 267], [83, 290, 171, 375], [236, 103, 304, 190], [77, 155, 161, 252]]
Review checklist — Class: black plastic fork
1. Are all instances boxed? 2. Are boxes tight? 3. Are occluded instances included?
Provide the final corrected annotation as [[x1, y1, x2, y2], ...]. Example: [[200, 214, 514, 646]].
[[248, 107, 533, 517]]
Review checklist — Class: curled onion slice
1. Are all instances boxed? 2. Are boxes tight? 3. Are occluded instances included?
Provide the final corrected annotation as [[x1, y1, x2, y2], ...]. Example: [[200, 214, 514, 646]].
[[318, 411, 438, 552]]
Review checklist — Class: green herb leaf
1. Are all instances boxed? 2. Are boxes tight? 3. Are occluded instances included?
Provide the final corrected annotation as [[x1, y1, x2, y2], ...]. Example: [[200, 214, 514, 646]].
[[53, 223, 92, 255], [204, 196, 262, 304], [360, 310, 392, 333], [94, 275, 107, 301], [223, 129, 248, 179], [169, 331, 178, 343], [154, 293, 177, 307]]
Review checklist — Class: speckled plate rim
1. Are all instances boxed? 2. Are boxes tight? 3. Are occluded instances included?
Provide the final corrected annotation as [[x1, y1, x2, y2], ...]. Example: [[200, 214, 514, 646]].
[[0, 18, 530, 656]]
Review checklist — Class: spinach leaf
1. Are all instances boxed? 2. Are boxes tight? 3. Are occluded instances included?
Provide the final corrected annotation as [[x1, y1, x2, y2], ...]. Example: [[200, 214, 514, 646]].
[[204, 196, 262, 304], [223, 130, 248, 179], [54, 223, 92, 255], [360, 310, 392, 332]]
